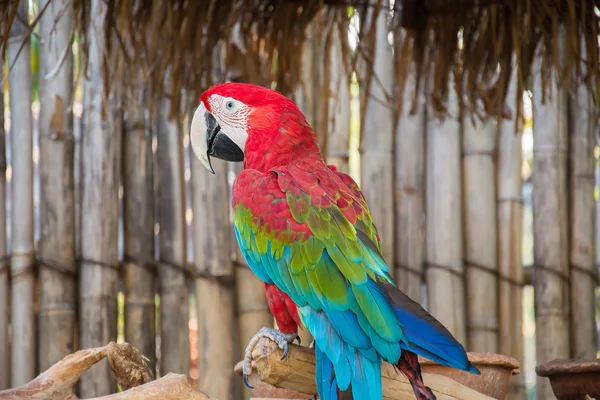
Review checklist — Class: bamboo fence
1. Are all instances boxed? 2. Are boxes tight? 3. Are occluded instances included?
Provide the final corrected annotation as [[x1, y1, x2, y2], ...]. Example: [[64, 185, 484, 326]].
[[0, 1, 598, 400]]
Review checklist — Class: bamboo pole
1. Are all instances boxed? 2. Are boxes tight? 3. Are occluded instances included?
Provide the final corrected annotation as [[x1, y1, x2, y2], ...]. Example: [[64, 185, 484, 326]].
[[230, 162, 273, 400], [79, 0, 120, 395], [497, 71, 525, 400], [312, 16, 329, 155], [394, 60, 426, 302], [156, 80, 190, 376], [123, 85, 156, 372], [326, 18, 351, 173], [236, 266, 272, 400], [234, 222, 273, 400], [7, 0, 35, 386], [463, 115, 498, 352], [568, 77, 597, 359], [190, 136, 237, 399], [293, 22, 316, 131], [0, 72, 8, 391], [291, 28, 315, 349], [190, 47, 235, 399], [532, 58, 570, 399], [360, 0, 395, 264], [425, 79, 467, 345], [37, 0, 76, 372]]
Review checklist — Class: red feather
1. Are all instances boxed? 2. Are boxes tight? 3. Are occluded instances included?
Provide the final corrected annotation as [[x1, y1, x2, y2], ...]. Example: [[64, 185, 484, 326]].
[[263, 283, 302, 335]]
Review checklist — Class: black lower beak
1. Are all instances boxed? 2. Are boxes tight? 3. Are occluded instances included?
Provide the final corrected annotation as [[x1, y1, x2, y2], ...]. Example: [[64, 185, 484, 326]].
[[206, 113, 244, 163]]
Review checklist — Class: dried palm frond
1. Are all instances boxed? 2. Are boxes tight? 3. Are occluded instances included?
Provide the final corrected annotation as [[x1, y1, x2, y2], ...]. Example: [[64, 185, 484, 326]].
[[0, 0, 597, 121]]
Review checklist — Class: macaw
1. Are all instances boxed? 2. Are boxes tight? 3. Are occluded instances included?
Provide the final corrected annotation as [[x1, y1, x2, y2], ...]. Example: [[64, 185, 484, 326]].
[[190, 83, 479, 400]]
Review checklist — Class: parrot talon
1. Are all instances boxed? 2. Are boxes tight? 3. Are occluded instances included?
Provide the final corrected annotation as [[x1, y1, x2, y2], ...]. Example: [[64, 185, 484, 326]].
[[242, 327, 298, 386], [295, 335, 301, 345], [281, 342, 289, 360], [309, 340, 315, 349], [243, 374, 254, 389]]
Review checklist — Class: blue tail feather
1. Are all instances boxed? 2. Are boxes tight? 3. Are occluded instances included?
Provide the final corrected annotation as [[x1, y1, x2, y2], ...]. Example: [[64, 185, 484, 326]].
[[316, 346, 339, 400], [379, 282, 480, 374], [302, 306, 383, 400]]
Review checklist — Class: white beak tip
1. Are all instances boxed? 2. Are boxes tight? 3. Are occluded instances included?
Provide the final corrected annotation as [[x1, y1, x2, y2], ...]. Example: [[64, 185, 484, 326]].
[[190, 102, 216, 174]]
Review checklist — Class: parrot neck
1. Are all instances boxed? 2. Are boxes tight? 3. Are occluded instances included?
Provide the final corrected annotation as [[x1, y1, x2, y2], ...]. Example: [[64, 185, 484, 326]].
[[244, 116, 324, 173]]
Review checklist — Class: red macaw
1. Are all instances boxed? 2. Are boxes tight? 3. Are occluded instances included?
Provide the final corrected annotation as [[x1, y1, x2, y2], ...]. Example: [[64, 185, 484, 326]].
[[189, 83, 478, 400]]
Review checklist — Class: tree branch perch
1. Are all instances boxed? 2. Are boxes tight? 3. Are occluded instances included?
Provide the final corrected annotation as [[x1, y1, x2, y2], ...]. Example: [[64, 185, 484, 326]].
[[235, 337, 496, 400], [0, 342, 211, 400]]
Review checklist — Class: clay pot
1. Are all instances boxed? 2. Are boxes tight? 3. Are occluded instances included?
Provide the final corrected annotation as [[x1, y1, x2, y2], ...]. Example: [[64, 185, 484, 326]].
[[418, 352, 520, 399], [536, 359, 600, 400]]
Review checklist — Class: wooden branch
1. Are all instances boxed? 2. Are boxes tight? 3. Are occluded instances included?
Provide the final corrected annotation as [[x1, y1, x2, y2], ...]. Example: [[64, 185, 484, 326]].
[[235, 337, 494, 400], [0, 342, 212, 400]]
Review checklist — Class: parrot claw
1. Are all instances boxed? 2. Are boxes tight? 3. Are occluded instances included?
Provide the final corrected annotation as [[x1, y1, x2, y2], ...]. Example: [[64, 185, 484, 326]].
[[242, 327, 298, 387], [281, 342, 289, 360], [295, 335, 301, 345], [243, 373, 254, 389], [309, 340, 315, 349]]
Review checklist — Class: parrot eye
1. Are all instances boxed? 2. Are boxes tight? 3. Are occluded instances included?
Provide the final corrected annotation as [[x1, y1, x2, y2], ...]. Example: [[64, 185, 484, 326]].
[[225, 99, 237, 112]]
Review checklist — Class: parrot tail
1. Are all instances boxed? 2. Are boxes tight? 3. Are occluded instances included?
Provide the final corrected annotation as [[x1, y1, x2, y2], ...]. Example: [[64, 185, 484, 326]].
[[315, 346, 343, 400], [305, 305, 382, 400], [397, 350, 436, 400], [315, 346, 367, 400]]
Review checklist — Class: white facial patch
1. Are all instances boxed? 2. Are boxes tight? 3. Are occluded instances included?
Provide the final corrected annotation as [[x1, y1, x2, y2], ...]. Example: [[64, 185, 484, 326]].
[[209, 94, 249, 152]]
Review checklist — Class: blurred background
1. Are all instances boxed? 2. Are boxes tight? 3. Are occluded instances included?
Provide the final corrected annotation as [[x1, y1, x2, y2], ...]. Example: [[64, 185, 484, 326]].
[[0, 0, 599, 400]]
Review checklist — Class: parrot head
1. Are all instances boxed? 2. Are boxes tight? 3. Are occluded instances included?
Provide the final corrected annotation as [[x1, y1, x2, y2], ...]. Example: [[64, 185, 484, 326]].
[[190, 82, 319, 173]]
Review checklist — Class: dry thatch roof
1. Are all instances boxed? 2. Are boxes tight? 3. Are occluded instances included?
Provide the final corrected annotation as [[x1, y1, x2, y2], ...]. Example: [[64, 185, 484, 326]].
[[1, 0, 599, 121]]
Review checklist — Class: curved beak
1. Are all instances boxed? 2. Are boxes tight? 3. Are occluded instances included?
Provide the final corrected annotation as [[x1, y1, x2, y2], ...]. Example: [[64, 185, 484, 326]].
[[190, 102, 245, 174], [190, 102, 215, 174]]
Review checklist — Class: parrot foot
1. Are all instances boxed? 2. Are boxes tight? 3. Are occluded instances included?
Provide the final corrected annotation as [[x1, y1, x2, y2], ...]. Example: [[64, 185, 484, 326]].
[[309, 340, 315, 349], [242, 327, 298, 389]]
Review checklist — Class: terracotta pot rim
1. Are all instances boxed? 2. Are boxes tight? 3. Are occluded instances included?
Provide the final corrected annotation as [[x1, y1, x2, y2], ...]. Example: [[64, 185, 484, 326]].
[[536, 358, 600, 376], [418, 352, 521, 375]]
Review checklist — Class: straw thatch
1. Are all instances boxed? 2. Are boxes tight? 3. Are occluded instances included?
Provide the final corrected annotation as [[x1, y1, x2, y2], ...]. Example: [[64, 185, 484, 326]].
[[2, 0, 598, 121]]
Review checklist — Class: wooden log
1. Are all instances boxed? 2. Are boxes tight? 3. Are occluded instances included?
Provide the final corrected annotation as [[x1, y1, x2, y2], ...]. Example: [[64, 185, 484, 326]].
[[8, 0, 35, 386], [79, 0, 120, 395], [568, 75, 597, 359], [497, 69, 525, 400], [360, 0, 395, 264], [38, 0, 76, 372], [393, 44, 426, 302], [425, 78, 467, 344], [98, 374, 210, 400], [0, 57, 7, 391], [325, 17, 351, 173], [123, 86, 156, 372], [234, 338, 494, 400], [0, 342, 212, 400], [463, 115, 498, 352], [156, 82, 190, 375], [532, 56, 570, 399]]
